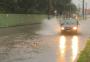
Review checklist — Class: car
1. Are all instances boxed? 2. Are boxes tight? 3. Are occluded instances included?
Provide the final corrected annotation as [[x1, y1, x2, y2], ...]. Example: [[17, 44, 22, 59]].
[[60, 18, 80, 34]]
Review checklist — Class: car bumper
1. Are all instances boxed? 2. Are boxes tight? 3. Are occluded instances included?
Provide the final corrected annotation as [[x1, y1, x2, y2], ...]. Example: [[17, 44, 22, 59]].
[[61, 29, 78, 33]]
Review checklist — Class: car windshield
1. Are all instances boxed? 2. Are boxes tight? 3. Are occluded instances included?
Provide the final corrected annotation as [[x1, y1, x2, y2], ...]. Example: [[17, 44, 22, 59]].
[[62, 18, 77, 25]]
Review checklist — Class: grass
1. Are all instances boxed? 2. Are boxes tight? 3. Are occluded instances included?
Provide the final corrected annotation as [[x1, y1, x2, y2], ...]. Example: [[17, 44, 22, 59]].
[[0, 14, 47, 27], [77, 40, 90, 62]]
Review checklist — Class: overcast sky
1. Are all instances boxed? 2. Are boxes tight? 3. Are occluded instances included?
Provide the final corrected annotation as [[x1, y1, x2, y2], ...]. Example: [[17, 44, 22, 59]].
[[72, 0, 90, 9]]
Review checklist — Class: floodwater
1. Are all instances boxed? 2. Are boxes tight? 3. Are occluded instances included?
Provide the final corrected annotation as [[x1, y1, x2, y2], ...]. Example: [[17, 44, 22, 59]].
[[0, 17, 90, 62], [57, 35, 79, 62]]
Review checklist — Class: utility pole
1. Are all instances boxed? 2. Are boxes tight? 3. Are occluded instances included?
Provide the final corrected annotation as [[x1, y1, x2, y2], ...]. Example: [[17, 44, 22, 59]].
[[48, 0, 53, 19], [82, 0, 85, 19], [85, 2, 87, 19]]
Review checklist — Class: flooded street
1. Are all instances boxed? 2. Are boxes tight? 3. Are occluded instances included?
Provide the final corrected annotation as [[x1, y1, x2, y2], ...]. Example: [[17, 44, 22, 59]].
[[0, 18, 90, 62]]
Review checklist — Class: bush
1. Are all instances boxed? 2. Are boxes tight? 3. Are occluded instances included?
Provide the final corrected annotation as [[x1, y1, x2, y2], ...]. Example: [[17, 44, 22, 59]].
[[0, 14, 47, 27]]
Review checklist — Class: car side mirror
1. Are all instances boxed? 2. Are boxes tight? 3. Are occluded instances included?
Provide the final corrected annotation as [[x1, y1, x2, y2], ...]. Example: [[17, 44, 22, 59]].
[[61, 23, 64, 26], [77, 22, 80, 25], [79, 22, 80, 25]]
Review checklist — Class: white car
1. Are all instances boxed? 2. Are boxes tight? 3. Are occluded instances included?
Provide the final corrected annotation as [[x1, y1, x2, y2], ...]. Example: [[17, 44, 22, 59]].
[[60, 18, 80, 34]]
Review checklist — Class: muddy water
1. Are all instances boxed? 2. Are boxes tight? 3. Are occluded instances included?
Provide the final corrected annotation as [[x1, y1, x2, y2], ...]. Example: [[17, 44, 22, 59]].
[[0, 17, 89, 62], [37, 17, 60, 35]]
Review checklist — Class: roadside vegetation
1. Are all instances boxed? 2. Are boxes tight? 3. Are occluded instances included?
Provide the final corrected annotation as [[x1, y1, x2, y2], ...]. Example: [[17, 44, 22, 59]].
[[77, 40, 90, 62], [0, 0, 77, 14], [0, 0, 77, 27], [0, 14, 47, 27]]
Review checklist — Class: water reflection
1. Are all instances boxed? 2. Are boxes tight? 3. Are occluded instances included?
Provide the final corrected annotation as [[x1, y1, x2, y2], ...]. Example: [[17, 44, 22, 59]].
[[71, 36, 79, 62], [58, 35, 79, 62], [59, 36, 66, 62], [59, 36, 66, 55]]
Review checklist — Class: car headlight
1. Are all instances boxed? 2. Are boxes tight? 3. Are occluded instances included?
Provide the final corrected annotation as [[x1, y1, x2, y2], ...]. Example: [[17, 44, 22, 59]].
[[73, 27, 77, 30], [61, 27, 64, 30]]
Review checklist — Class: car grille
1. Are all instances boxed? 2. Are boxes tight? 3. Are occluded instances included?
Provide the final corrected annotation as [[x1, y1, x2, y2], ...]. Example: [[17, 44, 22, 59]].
[[65, 27, 72, 30]]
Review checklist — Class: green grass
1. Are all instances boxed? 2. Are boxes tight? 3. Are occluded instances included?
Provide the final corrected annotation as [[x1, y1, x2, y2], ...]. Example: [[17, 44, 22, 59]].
[[0, 14, 47, 27], [77, 40, 90, 62]]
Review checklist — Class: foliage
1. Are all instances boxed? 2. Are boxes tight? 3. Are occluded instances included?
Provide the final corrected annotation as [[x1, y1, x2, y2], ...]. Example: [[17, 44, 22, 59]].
[[0, 14, 47, 27], [77, 40, 90, 62], [0, 0, 77, 14]]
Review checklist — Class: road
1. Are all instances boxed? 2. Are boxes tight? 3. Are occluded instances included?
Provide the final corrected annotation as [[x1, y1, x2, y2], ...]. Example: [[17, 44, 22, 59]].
[[0, 18, 90, 62]]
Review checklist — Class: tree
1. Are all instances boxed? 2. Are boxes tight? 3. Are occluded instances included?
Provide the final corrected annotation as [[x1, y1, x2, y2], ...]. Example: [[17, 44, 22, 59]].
[[52, 0, 77, 15], [0, 0, 77, 14]]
